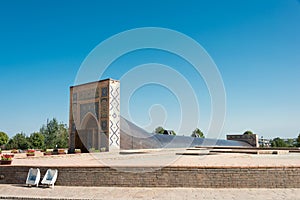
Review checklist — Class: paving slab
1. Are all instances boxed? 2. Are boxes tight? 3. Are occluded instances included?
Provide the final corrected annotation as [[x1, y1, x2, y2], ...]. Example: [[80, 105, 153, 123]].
[[0, 184, 299, 200], [4, 149, 300, 168]]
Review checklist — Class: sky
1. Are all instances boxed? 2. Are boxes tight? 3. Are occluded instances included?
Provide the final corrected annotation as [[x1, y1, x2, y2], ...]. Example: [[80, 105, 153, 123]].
[[0, 0, 299, 139]]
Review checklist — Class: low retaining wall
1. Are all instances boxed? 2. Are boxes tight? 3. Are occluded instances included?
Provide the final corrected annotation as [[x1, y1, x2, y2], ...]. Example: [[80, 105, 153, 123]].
[[0, 166, 299, 188]]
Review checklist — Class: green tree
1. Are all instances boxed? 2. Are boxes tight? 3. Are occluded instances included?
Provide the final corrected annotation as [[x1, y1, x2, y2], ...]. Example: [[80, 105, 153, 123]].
[[271, 137, 288, 147], [0, 131, 9, 146], [56, 123, 69, 148], [170, 130, 176, 136], [243, 131, 253, 135], [154, 127, 176, 135], [6, 133, 30, 150], [285, 138, 295, 147], [40, 118, 69, 149], [28, 132, 45, 149], [154, 126, 165, 134], [191, 128, 205, 138], [297, 133, 300, 147]]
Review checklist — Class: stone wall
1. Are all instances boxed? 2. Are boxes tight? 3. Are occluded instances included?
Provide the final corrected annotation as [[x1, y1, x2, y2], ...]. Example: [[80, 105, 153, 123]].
[[1, 166, 299, 188], [227, 134, 259, 147]]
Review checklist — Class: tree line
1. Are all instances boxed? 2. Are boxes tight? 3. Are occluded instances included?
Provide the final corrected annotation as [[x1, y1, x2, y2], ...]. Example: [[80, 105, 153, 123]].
[[154, 126, 300, 147], [0, 118, 68, 150], [1, 121, 300, 149], [154, 126, 205, 138], [270, 137, 300, 147]]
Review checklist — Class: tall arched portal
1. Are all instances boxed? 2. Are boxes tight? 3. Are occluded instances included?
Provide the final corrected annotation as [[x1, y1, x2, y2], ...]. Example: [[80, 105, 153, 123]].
[[69, 79, 120, 153], [76, 113, 102, 153]]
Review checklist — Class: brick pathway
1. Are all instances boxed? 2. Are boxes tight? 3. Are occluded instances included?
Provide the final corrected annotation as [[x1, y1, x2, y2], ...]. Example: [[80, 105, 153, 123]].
[[6, 149, 300, 168], [0, 184, 299, 200]]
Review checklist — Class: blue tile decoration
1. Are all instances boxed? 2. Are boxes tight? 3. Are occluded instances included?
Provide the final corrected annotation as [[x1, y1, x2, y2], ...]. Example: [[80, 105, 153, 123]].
[[101, 87, 108, 97], [101, 120, 108, 131], [100, 98, 108, 118]]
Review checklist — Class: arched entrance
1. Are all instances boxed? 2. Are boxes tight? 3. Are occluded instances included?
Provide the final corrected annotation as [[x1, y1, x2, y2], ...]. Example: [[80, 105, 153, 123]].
[[75, 113, 107, 153], [69, 79, 120, 153]]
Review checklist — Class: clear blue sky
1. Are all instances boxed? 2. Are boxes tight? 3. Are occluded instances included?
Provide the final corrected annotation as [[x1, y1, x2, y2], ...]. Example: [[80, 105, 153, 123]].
[[0, 0, 299, 139]]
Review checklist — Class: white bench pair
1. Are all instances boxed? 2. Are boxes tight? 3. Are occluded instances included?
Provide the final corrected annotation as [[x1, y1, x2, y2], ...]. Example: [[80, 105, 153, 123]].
[[26, 168, 58, 188]]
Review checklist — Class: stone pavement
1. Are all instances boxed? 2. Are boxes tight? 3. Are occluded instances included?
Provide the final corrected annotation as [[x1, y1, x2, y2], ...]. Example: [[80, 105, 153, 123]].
[[5, 149, 300, 168], [1, 149, 300, 197], [0, 184, 300, 200]]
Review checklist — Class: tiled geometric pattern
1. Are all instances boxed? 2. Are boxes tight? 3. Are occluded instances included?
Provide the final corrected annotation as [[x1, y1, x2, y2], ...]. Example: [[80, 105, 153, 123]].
[[100, 98, 108, 118], [101, 120, 108, 131], [108, 81, 120, 149], [101, 87, 108, 97]]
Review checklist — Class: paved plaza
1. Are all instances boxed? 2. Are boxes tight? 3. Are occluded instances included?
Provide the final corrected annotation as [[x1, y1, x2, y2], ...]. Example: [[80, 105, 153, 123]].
[[3, 149, 300, 168], [0, 184, 300, 200], [1, 149, 299, 199]]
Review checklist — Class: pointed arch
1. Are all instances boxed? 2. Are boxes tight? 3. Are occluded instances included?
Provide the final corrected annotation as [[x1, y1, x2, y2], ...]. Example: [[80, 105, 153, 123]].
[[77, 112, 101, 152], [80, 112, 99, 130]]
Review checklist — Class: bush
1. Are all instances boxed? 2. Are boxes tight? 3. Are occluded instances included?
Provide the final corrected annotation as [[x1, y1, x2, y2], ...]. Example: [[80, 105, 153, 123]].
[[0, 132, 9, 146]]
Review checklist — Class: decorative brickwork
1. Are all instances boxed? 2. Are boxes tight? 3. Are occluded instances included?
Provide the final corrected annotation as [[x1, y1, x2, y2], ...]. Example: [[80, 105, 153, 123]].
[[0, 166, 299, 188]]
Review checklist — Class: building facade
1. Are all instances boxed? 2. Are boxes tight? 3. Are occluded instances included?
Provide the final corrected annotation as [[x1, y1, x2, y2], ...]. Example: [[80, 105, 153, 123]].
[[69, 79, 120, 152]]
